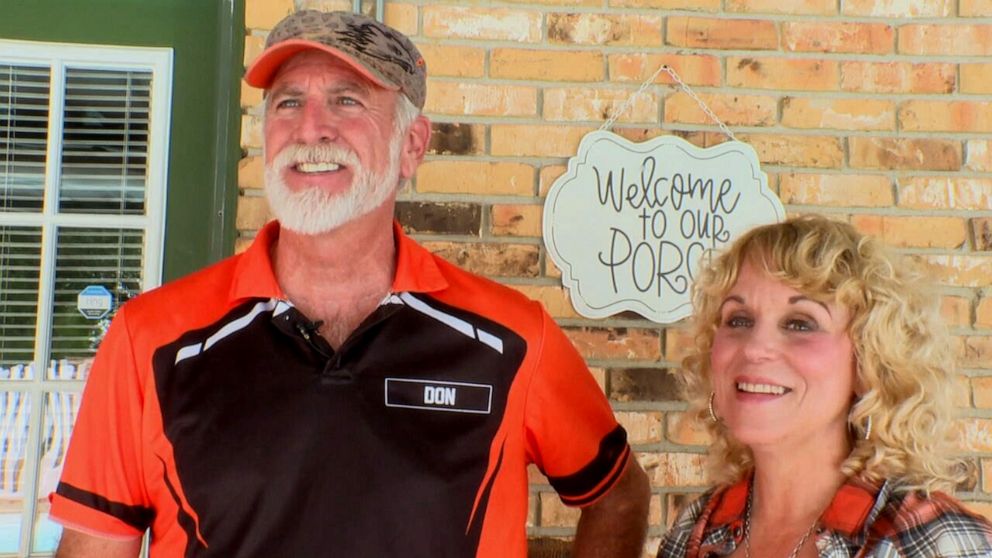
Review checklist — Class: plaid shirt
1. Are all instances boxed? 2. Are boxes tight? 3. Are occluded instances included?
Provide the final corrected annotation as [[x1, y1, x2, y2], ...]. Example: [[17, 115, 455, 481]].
[[657, 476, 992, 558]]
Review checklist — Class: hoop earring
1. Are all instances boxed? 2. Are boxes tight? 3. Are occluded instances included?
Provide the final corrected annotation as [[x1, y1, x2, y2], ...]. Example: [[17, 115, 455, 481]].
[[863, 415, 872, 440], [708, 392, 720, 423]]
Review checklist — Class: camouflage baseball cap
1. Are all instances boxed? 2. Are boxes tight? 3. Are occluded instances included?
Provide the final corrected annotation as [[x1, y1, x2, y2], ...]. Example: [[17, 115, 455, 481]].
[[244, 10, 427, 109]]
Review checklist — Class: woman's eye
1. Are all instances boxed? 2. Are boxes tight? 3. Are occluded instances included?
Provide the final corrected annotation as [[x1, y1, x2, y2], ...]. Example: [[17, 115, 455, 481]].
[[783, 318, 817, 332], [725, 315, 752, 328]]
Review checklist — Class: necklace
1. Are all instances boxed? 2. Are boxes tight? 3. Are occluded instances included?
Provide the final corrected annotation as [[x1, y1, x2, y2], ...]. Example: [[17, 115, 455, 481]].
[[742, 484, 819, 558]]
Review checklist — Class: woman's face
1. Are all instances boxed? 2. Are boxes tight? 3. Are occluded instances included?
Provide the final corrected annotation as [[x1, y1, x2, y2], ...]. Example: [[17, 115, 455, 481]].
[[710, 261, 857, 451]]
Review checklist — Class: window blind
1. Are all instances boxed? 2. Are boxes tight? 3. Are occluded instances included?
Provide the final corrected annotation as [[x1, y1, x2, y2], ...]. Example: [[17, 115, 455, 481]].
[[0, 64, 49, 213], [59, 68, 151, 215]]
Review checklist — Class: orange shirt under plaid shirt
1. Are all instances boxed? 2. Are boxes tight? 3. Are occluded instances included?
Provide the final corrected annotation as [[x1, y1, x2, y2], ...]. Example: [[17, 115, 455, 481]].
[[658, 476, 992, 557]]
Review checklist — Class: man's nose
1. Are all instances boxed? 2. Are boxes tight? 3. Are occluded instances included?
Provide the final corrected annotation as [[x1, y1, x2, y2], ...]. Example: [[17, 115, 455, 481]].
[[294, 102, 338, 144]]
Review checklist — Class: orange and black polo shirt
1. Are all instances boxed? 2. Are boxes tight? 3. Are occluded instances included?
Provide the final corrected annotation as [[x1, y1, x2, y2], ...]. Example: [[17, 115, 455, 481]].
[[50, 221, 630, 558]]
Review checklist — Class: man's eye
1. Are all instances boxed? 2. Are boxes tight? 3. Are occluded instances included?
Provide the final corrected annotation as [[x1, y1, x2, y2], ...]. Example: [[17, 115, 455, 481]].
[[276, 99, 300, 109], [338, 96, 360, 106]]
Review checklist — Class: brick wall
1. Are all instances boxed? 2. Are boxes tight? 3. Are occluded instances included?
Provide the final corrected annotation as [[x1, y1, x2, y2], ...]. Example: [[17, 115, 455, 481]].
[[239, 1, 992, 555]]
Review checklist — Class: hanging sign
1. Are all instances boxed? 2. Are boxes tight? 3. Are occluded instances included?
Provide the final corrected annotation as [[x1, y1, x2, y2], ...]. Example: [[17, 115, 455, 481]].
[[543, 131, 784, 323], [77, 285, 114, 320]]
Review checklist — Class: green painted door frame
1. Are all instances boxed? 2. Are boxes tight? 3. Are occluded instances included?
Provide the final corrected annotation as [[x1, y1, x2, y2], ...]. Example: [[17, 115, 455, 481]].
[[0, 0, 245, 281]]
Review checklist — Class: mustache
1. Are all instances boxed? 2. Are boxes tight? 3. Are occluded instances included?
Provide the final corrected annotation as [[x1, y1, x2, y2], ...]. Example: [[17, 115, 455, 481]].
[[271, 143, 361, 170]]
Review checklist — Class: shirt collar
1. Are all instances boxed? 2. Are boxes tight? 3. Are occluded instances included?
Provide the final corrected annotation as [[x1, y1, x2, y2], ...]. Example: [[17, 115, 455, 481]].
[[708, 475, 882, 538], [390, 220, 448, 293], [229, 220, 284, 302], [228, 220, 448, 303]]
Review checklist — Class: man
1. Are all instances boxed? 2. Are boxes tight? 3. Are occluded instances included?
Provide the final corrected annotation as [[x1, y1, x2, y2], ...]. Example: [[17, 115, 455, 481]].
[[50, 10, 650, 558]]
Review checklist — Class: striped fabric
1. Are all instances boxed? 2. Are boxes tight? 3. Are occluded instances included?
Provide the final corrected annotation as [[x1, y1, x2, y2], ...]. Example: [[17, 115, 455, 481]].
[[658, 476, 992, 557]]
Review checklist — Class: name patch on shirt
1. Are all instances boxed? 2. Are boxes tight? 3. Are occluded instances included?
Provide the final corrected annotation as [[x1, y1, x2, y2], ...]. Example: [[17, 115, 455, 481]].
[[384, 378, 492, 414]]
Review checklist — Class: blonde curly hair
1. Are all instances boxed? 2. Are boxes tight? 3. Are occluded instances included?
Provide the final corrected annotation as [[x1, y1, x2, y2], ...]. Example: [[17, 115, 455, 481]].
[[681, 214, 965, 493]]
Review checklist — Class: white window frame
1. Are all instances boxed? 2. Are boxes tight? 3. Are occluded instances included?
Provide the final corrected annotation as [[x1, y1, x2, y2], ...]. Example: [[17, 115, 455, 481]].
[[0, 39, 172, 557]]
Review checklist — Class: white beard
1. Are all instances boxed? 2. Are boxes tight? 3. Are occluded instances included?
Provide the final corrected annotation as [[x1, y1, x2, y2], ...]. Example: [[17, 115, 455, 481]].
[[263, 130, 403, 235]]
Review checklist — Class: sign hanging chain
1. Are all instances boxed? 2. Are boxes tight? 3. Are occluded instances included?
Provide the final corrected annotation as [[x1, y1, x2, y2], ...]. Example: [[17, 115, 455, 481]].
[[599, 64, 737, 142]]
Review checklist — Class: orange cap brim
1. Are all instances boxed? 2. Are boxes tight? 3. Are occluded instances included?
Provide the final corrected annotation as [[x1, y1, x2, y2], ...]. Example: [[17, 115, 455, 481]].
[[244, 39, 401, 91]]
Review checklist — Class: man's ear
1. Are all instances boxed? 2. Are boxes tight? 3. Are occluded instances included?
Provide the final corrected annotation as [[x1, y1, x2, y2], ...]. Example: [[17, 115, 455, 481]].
[[399, 115, 431, 180]]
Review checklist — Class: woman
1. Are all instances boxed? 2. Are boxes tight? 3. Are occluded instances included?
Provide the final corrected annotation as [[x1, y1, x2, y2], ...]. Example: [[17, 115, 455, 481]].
[[657, 215, 992, 558]]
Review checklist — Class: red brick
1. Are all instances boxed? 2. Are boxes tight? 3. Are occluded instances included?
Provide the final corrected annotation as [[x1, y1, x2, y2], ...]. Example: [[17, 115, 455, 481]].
[[840, 62, 955, 94], [509, 0, 599, 4], [563, 327, 662, 361], [849, 215, 967, 249], [544, 258, 562, 280], [241, 114, 262, 150], [646, 452, 707, 487], [973, 218, 992, 251], [665, 92, 776, 127], [843, 0, 953, 16], [539, 492, 580, 527], [245, 0, 293, 30], [544, 88, 659, 123], [964, 337, 992, 368], [780, 173, 893, 207], [962, 64, 992, 94], [241, 80, 263, 109], [666, 16, 777, 50], [728, 57, 838, 91], [491, 125, 595, 157], [900, 101, 992, 133], [425, 82, 537, 117], [418, 45, 486, 78], [648, 497, 663, 530], [978, 297, 992, 329], [900, 25, 992, 56], [849, 138, 961, 171], [429, 123, 486, 156], [539, 165, 567, 198], [665, 328, 695, 364], [961, 0, 992, 16], [958, 418, 992, 452], [491, 204, 542, 237], [921, 255, 992, 288], [423, 6, 541, 42], [547, 12, 663, 46], [238, 156, 263, 191], [737, 134, 844, 168], [898, 177, 992, 210], [726, 0, 836, 15], [236, 195, 270, 231], [417, 161, 534, 196], [492, 49, 603, 81], [616, 411, 663, 444], [424, 242, 539, 278], [782, 97, 895, 131], [296, 0, 351, 11], [967, 140, 992, 172], [383, 3, 417, 35], [783, 22, 894, 54], [610, 0, 719, 7], [609, 53, 721, 87], [243, 34, 265, 68]]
